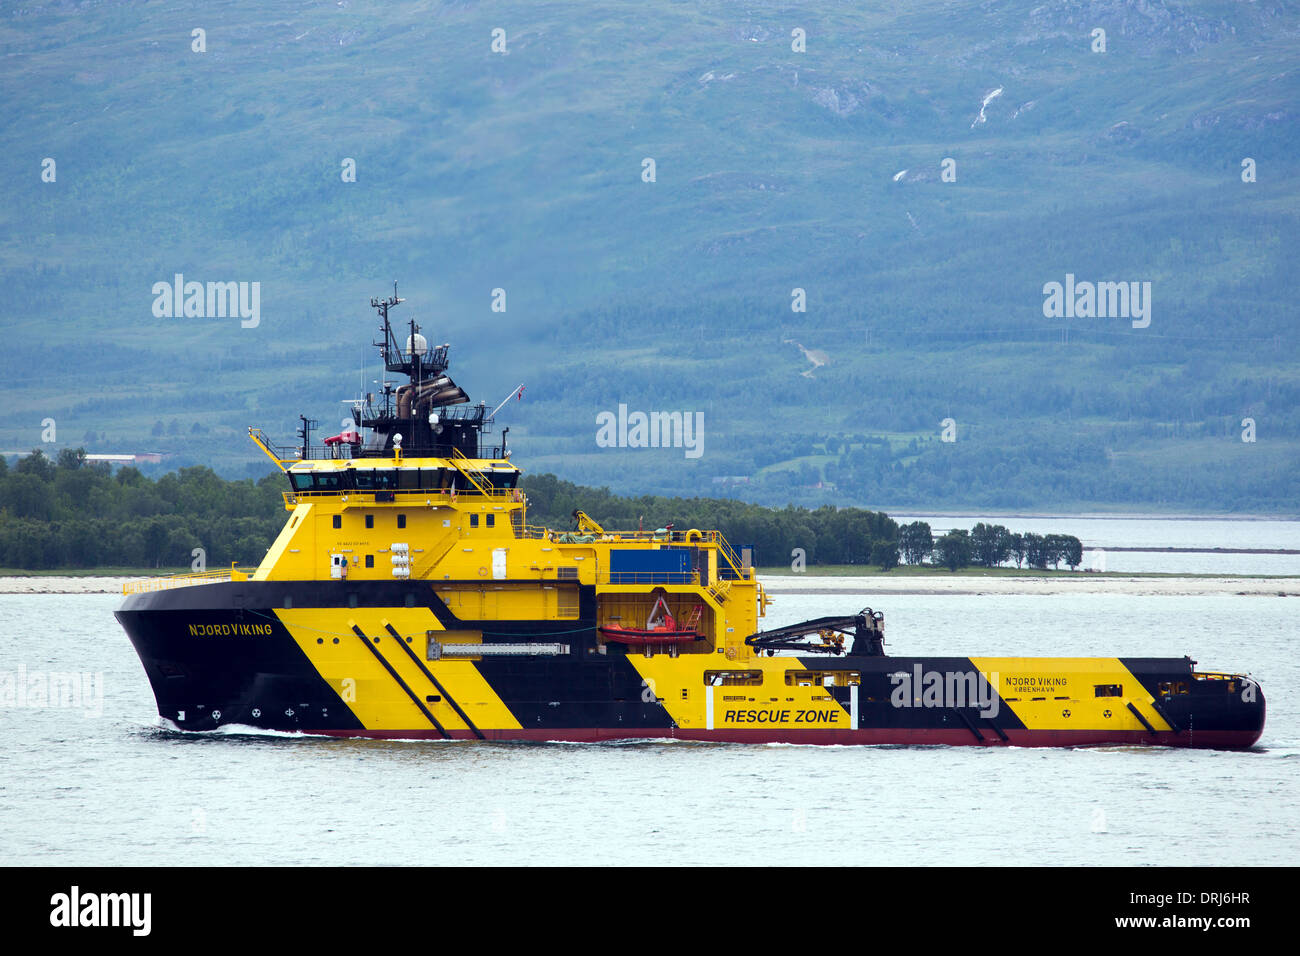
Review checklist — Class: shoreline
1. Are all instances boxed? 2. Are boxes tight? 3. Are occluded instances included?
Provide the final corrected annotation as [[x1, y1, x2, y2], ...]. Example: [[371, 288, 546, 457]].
[[883, 511, 1299, 521], [1, 577, 138, 594], [760, 574, 1298, 597], [2, 574, 1297, 597]]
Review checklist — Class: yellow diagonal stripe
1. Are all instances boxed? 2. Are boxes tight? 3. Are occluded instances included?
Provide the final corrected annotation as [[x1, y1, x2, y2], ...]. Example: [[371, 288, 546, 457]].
[[274, 607, 520, 732], [970, 657, 1172, 732]]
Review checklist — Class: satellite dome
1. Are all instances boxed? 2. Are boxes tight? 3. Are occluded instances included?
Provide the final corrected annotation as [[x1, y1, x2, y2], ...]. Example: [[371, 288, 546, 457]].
[[404, 332, 429, 359]]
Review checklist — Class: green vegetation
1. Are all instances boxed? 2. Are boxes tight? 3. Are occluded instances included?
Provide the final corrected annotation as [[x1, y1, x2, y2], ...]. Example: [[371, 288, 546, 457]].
[[522, 472, 899, 569], [0, 450, 282, 570], [935, 529, 972, 572], [0, 453, 1091, 572], [1, 2, 1297, 512]]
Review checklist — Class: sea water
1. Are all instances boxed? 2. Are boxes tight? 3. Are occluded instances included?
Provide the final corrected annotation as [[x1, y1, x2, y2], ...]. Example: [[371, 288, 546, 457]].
[[1, 585, 1294, 867]]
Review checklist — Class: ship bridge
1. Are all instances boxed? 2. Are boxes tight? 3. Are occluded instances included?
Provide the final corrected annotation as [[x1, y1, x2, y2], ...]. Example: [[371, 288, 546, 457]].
[[169, 285, 768, 662], [281, 456, 521, 496]]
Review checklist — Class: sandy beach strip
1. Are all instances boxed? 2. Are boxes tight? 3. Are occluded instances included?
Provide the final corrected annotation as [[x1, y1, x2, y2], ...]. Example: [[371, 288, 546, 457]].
[[1, 577, 138, 594], [2, 574, 1297, 597]]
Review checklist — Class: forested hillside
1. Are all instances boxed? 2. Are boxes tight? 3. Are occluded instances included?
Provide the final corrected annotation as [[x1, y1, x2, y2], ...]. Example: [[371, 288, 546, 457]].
[[2, 1, 1296, 511]]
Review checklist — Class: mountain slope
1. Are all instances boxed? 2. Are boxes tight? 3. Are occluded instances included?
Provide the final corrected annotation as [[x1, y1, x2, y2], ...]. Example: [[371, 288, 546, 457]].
[[1, 1, 1296, 510]]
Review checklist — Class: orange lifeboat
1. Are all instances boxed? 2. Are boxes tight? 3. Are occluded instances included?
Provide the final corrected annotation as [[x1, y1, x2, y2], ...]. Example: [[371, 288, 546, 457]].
[[598, 595, 703, 645]]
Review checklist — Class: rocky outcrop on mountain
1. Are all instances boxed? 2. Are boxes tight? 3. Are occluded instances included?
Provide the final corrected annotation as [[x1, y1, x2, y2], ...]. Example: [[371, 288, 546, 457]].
[[1025, 0, 1256, 55]]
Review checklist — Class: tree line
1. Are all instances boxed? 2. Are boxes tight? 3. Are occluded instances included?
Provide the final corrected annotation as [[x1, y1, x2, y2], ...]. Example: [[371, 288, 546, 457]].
[[0, 450, 1085, 572], [520, 473, 901, 569], [0, 449, 282, 570], [900, 521, 1084, 571]]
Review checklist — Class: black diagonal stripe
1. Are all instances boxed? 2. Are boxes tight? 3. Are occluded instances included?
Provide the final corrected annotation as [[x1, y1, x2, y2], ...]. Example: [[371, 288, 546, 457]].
[[383, 623, 484, 740], [956, 710, 985, 741], [1147, 697, 1182, 733], [350, 624, 447, 738], [983, 716, 1010, 741], [1126, 701, 1157, 734]]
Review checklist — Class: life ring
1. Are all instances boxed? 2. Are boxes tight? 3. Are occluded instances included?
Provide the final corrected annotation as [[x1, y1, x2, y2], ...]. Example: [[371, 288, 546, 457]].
[[478, 566, 489, 576], [724, 646, 736, 661]]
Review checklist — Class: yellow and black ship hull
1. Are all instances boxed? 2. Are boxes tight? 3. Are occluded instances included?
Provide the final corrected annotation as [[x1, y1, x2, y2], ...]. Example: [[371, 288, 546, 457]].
[[117, 581, 1265, 749]]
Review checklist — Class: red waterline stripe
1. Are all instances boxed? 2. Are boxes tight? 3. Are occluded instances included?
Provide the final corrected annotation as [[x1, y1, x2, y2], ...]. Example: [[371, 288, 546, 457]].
[[304, 727, 1261, 748]]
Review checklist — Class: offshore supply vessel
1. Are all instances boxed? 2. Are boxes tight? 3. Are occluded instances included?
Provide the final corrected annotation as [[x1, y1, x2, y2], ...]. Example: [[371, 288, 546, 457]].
[[116, 290, 1266, 748]]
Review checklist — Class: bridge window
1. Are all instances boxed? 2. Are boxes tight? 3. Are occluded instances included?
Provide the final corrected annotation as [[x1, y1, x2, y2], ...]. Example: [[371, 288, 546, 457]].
[[423, 468, 452, 490], [319, 473, 345, 491], [1094, 684, 1122, 697], [290, 472, 349, 493], [451, 472, 490, 492], [354, 470, 398, 491]]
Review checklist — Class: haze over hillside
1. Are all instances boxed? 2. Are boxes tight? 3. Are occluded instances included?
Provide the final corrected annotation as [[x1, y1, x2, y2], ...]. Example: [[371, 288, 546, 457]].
[[2, 1, 1296, 512]]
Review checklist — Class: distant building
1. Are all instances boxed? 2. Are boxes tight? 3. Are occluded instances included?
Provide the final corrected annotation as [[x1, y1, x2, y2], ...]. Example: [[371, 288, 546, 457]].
[[1, 450, 164, 465], [85, 453, 164, 465]]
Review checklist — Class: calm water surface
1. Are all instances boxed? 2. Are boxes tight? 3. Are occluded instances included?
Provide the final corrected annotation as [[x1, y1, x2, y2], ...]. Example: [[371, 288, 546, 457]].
[[2, 585, 1295, 867]]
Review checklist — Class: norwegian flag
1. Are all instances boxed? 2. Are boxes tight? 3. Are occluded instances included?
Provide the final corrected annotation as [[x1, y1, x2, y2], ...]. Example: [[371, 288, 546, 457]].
[[515, 385, 525, 401]]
